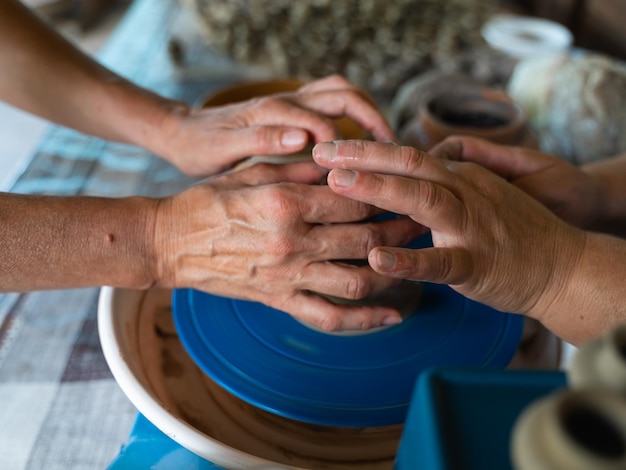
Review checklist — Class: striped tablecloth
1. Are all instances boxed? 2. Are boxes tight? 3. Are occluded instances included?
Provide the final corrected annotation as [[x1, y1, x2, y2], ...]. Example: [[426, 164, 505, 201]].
[[0, 1, 255, 468]]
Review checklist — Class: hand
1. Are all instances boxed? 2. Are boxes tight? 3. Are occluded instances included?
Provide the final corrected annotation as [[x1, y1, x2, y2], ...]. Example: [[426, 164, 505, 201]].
[[153, 75, 396, 177], [152, 160, 423, 331], [429, 136, 608, 230], [312, 140, 587, 321]]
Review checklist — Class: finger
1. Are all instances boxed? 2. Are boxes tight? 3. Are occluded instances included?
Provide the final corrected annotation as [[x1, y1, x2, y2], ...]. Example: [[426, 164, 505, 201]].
[[369, 246, 473, 286], [296, 74, 378, 108], [306, 217, 426, 259], [293, 90, 395, 142], [325, 168, 465, 233], [221, 125, 315, 158], [295, 186, 422, 226], [297, 75, 358, 92], [279, 291, 402, 332], [313, 141, 453, 186], [430, 136, 557, 181], [300, 262, 400, 299], [290, 184, 378, 224], [226, 161, 328, 186]]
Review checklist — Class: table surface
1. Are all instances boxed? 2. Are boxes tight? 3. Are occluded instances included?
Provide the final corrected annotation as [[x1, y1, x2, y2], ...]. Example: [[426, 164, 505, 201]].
[[0, 1, 260, 468]]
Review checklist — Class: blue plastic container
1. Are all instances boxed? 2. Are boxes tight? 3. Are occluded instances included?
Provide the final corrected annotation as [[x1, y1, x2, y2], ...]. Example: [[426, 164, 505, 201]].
[[395, 368, 566, 470]]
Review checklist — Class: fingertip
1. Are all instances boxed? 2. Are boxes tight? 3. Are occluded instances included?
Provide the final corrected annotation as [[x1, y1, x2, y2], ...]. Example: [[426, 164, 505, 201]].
[[328, 168, 357, 187], [312, 141, 338, 165], [281, 129, 308, 149], [371, 248, 397, 271], [382, 314, 402, 326], [430, 137, 463, 160]]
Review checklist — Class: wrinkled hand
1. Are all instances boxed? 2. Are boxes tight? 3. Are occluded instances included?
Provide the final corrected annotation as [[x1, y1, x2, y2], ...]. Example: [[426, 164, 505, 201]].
[[429, 136, 607, 230], [312, 140, 587, 320], [155, 75, 395, 177], [152, 160, 422, 331]]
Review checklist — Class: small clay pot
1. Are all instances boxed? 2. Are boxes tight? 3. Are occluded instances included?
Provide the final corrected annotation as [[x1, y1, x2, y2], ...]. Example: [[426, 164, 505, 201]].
[[399, 85, 534, 151], [568, 324, 626, 394], [512, 388, 626, 470]]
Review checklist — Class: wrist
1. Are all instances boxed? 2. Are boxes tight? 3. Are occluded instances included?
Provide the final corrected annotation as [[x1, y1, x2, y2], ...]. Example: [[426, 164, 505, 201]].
[[135, 97, 190, 166], [525, 226, 588, 334], [149, 195, 181, 289], [99, 77, 190, 162], [531, 231, 626, 345], [107, 195, 163, 290]]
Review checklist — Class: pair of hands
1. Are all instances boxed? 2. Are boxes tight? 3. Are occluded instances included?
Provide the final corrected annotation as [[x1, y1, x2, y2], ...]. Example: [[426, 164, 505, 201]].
[[149, 76, 423, 331], [153, 75, 395, 177], [312, 138, 587, 316], [312, 137, 625, 344]]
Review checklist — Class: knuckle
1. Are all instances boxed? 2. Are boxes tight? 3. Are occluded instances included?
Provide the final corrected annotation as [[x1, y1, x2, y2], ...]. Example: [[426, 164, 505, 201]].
[[432, 136, 463, 161], [262, 186, 298, 221], [251, 95, 280, 109], [398, 146, 426, 175], [431, 249, 468, 285], [361, 225, 384, 253], [322, 74, 350, 88], [458, 161, 483, 178], [358, 316, 374, 331], [318, 313, 341, 332], [457, 162, 495, 192], [271, 235, 298, 259], [344, 273, 371, 300], [250, 126, 276, 149], [416, 182, 445, 214], [440, 135, 463, 147], [436, 250, 456, 282]]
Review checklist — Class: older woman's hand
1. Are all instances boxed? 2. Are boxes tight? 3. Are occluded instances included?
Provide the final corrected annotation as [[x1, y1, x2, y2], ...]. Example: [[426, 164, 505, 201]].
[[153, 75, 395, 177], [153, 160, 422, 331], [311, 140, 626, 345]]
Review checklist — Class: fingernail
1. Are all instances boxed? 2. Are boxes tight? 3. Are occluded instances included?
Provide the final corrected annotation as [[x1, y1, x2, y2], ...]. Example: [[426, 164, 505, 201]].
[[376, 250, 396, 269], [312, 141, 337, 162], [331, 169, 356, 187], [382, 315, 402, 326], [281, 129, 307, 148]]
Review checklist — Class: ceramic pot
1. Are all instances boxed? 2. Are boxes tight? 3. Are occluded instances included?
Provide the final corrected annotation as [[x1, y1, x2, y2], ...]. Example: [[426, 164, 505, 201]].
[[512, 388, 626, 470], [399, 85, 534, 151], [568, 324, 626, 394]]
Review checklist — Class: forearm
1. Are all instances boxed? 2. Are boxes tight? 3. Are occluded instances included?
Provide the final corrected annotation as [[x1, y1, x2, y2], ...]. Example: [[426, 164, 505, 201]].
[[533, 231, 626, 346], [0, 192, 158, 291], [583, 152, 626, 236], [0, 0, 183, 151]]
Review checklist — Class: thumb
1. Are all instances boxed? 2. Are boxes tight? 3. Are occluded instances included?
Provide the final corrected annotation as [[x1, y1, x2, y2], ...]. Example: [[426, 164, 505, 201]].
[[224, 126, 310, 160], [368, 246, 473, 286]]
